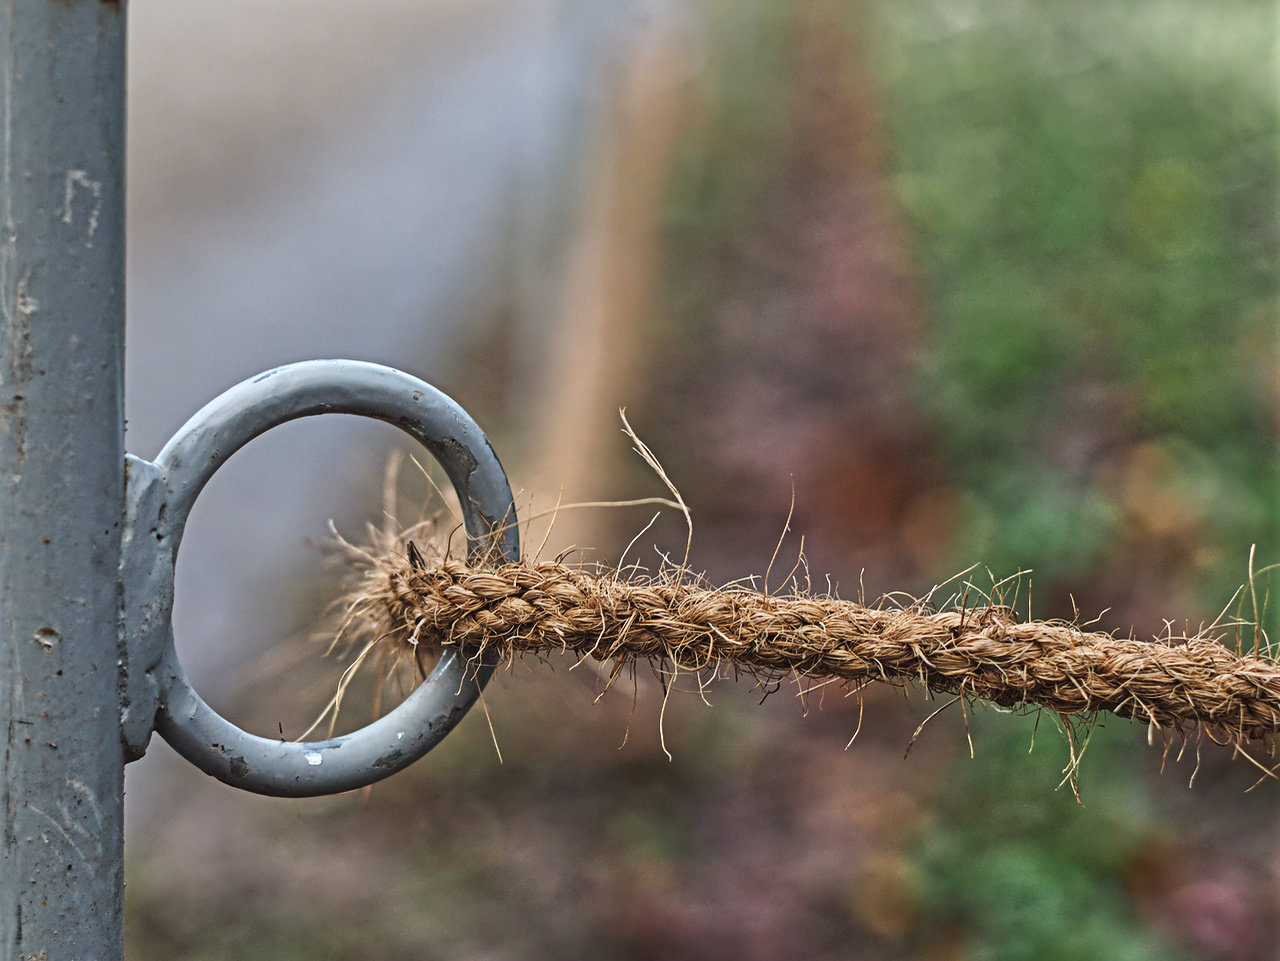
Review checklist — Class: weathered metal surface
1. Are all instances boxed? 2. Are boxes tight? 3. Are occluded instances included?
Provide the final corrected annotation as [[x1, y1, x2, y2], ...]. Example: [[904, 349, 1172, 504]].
[[0, 3, 127, 959], [127, 360, 519, 796], [119, 456, 172, 761]]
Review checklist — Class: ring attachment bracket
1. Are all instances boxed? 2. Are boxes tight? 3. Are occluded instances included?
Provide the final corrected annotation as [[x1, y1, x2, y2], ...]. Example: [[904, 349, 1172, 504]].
[[118, 360, 518, 796]]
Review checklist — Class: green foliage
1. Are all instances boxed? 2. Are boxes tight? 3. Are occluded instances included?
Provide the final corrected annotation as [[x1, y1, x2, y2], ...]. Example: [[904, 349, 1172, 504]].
[[911, 714, 1189, 961], [872, 2, 1278, 957], [872, 0, 1280, 607]]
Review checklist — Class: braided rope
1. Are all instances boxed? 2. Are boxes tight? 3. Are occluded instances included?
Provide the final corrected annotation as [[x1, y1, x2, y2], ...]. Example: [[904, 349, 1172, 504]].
[[354, 554, 1280, 742]]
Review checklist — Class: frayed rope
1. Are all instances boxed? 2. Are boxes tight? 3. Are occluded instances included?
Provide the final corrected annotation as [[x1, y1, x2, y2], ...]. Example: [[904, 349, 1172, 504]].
[[344, 546, 1280, 746]]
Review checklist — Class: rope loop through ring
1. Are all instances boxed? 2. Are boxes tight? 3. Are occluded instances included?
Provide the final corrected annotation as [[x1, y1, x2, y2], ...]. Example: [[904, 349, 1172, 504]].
[[150, 360, 518, 797]]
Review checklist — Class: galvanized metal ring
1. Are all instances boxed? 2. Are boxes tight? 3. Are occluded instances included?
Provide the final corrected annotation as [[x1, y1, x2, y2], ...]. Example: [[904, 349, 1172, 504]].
[[150, 360, 518, 797]]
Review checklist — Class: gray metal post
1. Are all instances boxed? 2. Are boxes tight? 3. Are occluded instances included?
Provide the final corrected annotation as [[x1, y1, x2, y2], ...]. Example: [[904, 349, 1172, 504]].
[[1, 2, 128, 959]]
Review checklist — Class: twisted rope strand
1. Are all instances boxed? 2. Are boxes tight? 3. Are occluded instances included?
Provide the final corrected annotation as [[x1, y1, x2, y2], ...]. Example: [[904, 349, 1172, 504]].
[[367, 557, 1280, 742]]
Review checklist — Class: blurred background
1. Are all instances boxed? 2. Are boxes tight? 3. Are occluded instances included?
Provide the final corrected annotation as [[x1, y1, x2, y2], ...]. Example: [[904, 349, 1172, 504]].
[[122, 0, 1279, 958]]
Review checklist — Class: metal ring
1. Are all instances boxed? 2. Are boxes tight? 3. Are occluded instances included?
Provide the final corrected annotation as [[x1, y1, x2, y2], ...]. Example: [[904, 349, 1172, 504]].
[[151, 360, 518, 797]]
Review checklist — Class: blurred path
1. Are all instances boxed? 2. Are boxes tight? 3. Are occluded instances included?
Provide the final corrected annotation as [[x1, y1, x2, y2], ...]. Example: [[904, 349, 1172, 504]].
[[128, 0, 602, 690], [123, 0, 647, 818]]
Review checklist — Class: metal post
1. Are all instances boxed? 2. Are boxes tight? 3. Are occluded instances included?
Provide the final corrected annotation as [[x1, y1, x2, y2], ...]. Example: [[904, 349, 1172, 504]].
[[1, 2, 128, 959], [0, 7, 512, 958]]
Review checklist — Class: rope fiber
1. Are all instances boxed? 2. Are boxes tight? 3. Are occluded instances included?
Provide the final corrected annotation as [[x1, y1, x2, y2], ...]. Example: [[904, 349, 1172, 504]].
[[351, 550, 1280, 744]]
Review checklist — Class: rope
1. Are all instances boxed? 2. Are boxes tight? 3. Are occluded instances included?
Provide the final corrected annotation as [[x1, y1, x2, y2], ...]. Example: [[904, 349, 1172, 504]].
[[349, 551, 1280, 744]]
